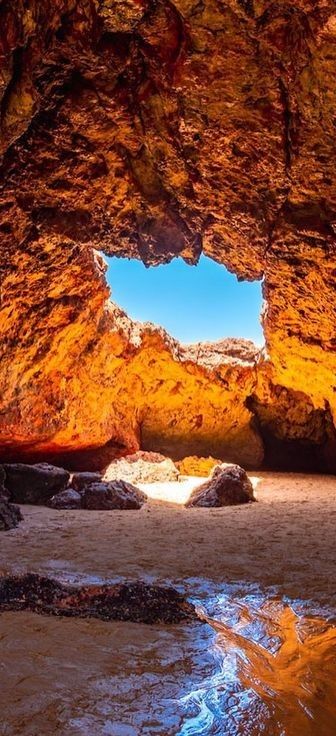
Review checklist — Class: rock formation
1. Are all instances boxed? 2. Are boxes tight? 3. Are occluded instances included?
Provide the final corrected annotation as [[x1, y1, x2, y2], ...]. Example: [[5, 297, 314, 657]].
[[1, 1, 335, 471], [0, 573, 196, 623], [177, 456, 226, 477], [3, 462, 70, 504], [49, 487, 82, 509], [186, 463, 255, 507], [104, 451, 179, 484], [81, 479, 147, 509]]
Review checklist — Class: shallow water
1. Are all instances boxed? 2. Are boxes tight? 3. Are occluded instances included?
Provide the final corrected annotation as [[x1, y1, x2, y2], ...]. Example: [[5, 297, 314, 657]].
[[183, 582, 336, 735], [0, 578, 335, 735]]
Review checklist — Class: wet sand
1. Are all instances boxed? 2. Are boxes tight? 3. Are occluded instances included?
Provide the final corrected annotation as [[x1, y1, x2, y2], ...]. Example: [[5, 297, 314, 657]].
[[1, 472, 336, 735]]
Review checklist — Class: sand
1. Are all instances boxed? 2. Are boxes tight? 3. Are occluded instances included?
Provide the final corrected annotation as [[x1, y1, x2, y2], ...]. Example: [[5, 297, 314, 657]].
[[1, 472, 336, 735], [1, 472, 335, 605]]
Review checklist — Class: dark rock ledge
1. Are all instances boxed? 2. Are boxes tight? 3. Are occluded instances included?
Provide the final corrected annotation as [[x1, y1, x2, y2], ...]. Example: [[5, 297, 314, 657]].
[[0, 574, 197, 625]]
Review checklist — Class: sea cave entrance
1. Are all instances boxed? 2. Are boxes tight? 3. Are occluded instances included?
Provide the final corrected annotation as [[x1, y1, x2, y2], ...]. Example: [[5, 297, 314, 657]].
[[102, 254, 336, 474], [106, 255, 264, 346]]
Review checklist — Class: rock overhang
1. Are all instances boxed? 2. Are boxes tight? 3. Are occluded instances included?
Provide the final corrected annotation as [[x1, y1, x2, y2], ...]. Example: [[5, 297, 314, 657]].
[[0, 0, 335, 471]]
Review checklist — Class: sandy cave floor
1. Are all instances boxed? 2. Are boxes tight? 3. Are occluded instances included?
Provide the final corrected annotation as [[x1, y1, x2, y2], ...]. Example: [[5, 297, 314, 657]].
[[1, 472, 336, 603], [1, 472, 336, 736]]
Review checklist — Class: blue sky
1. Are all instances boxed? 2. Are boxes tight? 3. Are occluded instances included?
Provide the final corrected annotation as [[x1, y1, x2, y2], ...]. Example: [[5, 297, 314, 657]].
[[106, 255, 263, 345]]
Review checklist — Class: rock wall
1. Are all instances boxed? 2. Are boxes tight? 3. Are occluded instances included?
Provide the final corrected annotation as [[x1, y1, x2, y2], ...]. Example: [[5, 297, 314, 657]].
[[1, 1, 335, 470]]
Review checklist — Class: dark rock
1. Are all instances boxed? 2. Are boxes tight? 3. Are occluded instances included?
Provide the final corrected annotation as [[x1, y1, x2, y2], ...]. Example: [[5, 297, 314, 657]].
[[0, 573, 197, 624], [3, 463, 70, 504], [0, 466, 10, 501], [186, 464, 255, 507], [0, 486, 10, 501], [71, 471, 102, 492], [0, 572, 64, 605], [0, 500, 23, 531], [49, 489, 82, 509], [82, 480, 147, 510]]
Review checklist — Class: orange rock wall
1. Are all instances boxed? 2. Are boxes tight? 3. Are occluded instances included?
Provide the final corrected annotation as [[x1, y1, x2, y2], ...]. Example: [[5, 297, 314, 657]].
[[0, 1, 335, 470]]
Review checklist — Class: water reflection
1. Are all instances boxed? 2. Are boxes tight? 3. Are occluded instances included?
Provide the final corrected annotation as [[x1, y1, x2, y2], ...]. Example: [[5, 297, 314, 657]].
[[0, 579, 335, 735], [178, 584, 336, 735]]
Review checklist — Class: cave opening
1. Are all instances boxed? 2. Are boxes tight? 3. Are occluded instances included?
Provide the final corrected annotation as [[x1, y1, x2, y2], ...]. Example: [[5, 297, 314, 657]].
[[106, 254, 264, 346], [101, 253, 336, 475], [2, 2, 336, 732]]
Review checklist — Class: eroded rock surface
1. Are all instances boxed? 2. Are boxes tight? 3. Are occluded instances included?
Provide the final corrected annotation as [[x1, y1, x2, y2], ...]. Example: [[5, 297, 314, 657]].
[[104, 451, 179, 484], [1, 1, 335, 471], [71, 472, 102, 492], [49, 488, 82, 509], [186, 464, 255, 507], [82, 480, 147, 510], [3, 463, 70, 504], [0, 574, 196, 624], [177, 456, 224, 478]]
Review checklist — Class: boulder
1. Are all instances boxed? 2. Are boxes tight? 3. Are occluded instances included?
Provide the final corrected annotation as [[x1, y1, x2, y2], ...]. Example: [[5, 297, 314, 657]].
[[3, 463, 70, 504], [186, 464, 255, 508], [0, 500, 23, 531], [82, 480, 147, 510], [71, 472, 102, 492], [104, 451, 179, 484], [49, 489, 82, 510]]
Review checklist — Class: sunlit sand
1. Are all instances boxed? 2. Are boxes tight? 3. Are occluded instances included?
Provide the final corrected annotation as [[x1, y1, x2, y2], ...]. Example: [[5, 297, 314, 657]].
[[138, 474, 261, 505]]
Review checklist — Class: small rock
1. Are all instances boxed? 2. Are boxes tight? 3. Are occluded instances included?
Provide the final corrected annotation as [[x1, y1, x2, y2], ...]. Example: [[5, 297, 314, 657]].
[[0, 500, 23, 531], [3, 463, 70, 504], [104, 451, 179, 484], [186, 464, 255, 507], [49, 489, 82, 509], [71, 471, 102, 492], [82, 480, 147, 510]]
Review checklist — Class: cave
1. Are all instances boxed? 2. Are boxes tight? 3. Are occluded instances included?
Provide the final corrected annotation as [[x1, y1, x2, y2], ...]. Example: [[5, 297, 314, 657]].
[[1, 1, 336, 734]]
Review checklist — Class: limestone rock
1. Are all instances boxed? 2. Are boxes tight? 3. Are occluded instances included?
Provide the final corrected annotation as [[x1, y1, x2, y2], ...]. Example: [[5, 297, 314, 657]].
[[4, 463, 70, 505], [186, 464, 255, 508], [82, 480, 147, 510], [49, 489, 82, 510], [104, 451, 179, 484], [177, 456, 224, 478]]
